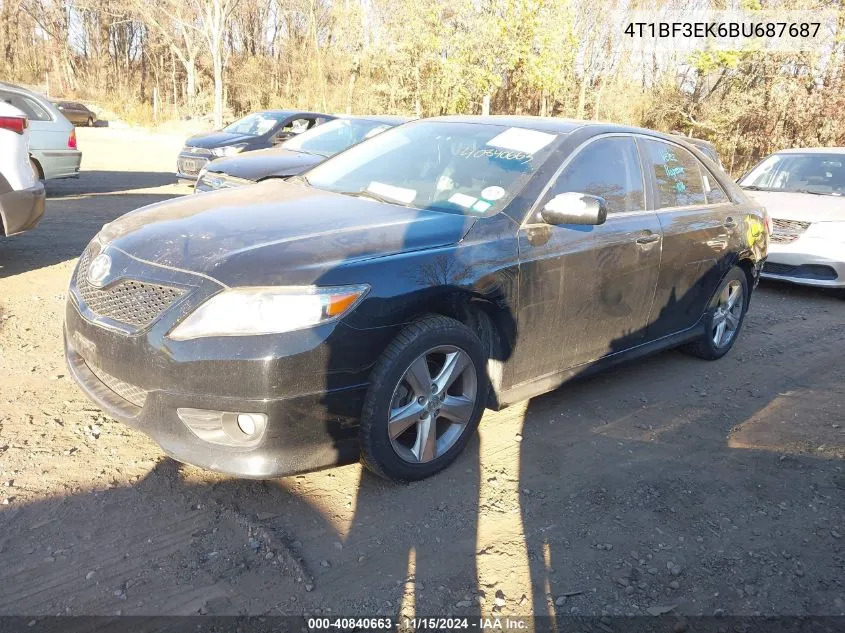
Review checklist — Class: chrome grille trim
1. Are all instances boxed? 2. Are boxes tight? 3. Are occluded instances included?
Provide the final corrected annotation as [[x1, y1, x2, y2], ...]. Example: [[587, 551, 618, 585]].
[[771, 218, 811, 244], [198, 172, 254, 190], [86, 362, 148, 407], [74, 244, 186, 331]]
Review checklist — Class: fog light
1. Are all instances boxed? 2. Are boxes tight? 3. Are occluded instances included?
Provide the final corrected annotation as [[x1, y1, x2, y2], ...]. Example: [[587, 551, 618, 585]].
[[237, 413, 257, 436], [177, 408, 267, 447]]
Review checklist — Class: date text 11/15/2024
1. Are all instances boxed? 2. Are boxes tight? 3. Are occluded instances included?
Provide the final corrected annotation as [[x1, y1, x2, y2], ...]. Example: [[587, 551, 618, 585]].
[[307, 617, 530, 631]]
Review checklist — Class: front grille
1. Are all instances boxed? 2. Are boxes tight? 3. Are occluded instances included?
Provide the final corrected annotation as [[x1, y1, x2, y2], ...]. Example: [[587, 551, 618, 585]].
[[75, 244, 185, 330], [177, 155, 209, 176], [770, 218, 811, 244], [763, 262, 797, 276], [763, 262, 839, 281], [86, 362, 147, 407]]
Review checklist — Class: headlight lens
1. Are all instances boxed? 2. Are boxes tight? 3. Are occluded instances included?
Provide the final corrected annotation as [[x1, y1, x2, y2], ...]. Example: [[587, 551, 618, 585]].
[[211, 144, 247, 157], [805, 221, 845, 242], [168, 285, 369, 340]]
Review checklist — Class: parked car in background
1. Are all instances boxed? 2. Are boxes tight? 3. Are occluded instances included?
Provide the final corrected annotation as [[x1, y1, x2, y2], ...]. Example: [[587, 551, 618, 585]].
[[0, 82, 81, 180], [739, 148, 845, 295], [176, 110, 335, 180], [0, 102, 45, 237], [65, 116, 767, 483], [195, 115, 410, 192], [53, 100, 97, 127]]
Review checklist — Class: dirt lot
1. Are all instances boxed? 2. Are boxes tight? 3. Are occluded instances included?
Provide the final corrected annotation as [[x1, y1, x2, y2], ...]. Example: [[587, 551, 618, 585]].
[[1, 127, 844, 621]]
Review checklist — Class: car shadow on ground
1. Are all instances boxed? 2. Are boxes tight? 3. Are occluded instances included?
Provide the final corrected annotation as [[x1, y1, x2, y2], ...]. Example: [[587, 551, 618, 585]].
[[46, 171, 179, 197], [1, 336, 843, 619], [1, 173, 185, 278]]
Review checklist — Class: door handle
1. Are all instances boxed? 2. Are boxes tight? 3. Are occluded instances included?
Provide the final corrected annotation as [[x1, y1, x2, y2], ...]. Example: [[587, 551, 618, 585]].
[[723, 217, 737, 228], [635, 233, 661, 245]]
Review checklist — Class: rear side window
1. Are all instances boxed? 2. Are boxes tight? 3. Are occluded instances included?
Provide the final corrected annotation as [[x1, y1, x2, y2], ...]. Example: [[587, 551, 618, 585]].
[[702, 170, 729, 204], [0, 91, 52, 122], [548, 136, 645, 214], [643, 139, 706, 208]]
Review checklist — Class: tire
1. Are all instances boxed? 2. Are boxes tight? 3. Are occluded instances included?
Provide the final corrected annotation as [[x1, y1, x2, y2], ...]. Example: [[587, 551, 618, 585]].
[[681, 266, 749, 360], [360, 315, 488, 482], [87, 117, 94, 127]]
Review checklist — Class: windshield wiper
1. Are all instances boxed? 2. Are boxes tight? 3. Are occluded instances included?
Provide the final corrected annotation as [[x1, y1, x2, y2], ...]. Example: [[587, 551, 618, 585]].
[[740, 185, 770, 191], [793, 188, 838, 196], [340, 189, 415, 208]]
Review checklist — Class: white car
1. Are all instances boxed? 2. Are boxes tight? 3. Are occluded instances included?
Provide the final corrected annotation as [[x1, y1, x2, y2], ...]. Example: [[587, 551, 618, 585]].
[[0, 102, 45, 237], [740, 147, 845, 294], [0, 81, 81, 180]]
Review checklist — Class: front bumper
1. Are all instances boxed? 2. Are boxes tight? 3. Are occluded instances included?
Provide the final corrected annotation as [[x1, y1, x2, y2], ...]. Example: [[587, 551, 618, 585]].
[[762, 239, 845, 288], [63, 249, 398, 477], [0, 181, 45, 237]]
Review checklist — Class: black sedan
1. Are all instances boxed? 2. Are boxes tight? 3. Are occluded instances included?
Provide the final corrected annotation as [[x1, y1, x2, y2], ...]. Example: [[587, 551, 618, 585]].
[[176, 110, 334, 180], [65, 116, 768, 482], [195, 115, 409, 193]]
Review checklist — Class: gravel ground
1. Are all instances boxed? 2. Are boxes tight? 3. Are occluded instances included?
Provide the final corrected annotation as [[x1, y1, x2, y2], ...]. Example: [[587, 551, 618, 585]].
[[0, 127, 844, 621]]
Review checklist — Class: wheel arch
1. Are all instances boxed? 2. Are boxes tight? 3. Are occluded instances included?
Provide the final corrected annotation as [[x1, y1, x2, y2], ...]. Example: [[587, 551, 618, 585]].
[[29, 155, 44, 180], [398, 287, 516, 408]]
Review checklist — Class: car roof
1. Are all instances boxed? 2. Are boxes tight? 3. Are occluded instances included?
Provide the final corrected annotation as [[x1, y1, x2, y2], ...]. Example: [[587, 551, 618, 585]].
[[427, 115, 694, 142], [256, 110, 333, 118], [337, 115, 411, 125], [773, 147, 845, 155]]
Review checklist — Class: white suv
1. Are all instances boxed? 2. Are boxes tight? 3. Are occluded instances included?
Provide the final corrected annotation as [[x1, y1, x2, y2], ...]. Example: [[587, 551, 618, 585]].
[[0, 102, 45, 237]]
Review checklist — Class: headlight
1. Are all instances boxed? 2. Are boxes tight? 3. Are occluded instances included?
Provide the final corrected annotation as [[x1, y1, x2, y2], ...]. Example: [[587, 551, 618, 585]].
[[211, 144, 247, 157], [805, 221, 845, 242], [168, 285, 369, 340]]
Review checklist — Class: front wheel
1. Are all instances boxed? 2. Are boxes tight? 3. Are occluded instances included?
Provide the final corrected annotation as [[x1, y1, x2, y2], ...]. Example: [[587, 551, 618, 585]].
[[360, 315, 488, 482], [681, 267, 749, 360]]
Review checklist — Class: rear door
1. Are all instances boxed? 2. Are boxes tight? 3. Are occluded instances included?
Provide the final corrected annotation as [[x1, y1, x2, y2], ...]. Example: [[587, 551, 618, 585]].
[[513, 134, 663, 381], [639, 137, 737, 338]]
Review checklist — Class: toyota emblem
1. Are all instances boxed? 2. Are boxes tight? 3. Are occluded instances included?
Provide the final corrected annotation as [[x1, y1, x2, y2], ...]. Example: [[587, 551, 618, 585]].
[[87, 252, 112, 288]]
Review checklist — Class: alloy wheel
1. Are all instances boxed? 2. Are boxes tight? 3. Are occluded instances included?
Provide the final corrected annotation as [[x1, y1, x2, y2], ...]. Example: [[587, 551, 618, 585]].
[[387, 345, 478, 464], [712, 280, 744, 348]]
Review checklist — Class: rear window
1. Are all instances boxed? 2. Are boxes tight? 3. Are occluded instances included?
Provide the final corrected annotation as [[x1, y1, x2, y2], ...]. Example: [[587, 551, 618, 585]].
[[0, 91, 52, 122]]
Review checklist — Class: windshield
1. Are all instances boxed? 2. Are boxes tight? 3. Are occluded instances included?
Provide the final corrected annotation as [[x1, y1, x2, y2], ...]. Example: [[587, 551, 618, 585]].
[[282, 118, 395, 157], [740, 153, 845, 195], [303, 121, 560, 215], [223, 112, 285, 136]]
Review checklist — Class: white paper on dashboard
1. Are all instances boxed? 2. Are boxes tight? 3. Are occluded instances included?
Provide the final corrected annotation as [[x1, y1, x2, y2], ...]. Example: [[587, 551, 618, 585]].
[[448, 192, 478, 208], [486, 128, 556, 154], [367, 181, 417, 204]]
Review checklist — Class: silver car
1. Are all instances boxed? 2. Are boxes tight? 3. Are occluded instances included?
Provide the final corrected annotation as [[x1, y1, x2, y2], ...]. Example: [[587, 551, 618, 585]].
[[740, 147, 845, 293], [0, 82, 82, 180]]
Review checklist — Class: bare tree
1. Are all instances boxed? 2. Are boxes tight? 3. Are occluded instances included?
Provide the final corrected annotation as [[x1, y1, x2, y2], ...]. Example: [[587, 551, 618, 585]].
[[191, 0, 239, 128]]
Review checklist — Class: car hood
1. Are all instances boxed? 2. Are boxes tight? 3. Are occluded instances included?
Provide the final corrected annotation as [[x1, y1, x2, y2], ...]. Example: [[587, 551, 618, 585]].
[[98, 180, 476, 286], [205, 148, 323, 180], [745, 190, 845, 223], [185, 131, 256, 149]]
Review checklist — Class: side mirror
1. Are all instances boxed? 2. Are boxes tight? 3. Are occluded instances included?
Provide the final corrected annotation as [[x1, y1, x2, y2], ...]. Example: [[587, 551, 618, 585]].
[[274, 132, 294, 144], [540, 192, 608, 226]]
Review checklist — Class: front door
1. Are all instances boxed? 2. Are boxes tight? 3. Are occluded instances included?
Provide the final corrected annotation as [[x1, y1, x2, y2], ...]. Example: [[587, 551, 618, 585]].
[[513, 135, 663, 384]]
